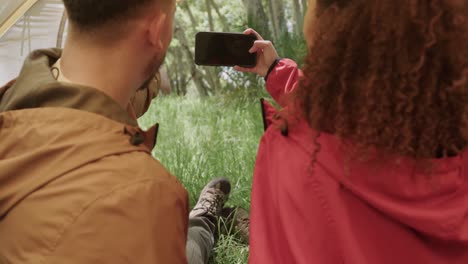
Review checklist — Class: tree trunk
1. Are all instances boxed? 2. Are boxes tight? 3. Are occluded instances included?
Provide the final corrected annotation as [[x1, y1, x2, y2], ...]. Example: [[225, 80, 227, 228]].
[[204, 67, 221, 95], [210, 0, 229, 32], [272, 0, 287, 38], [182, 1, 198, 28], [292, 0, 303, 36], [242, 0, 271, 40], [174, 18, 210, 96], [301, 0, 308, 16], [266, 0, 278, 41], [178, 3, 217, 95], [205, 0, 215, 31], [168, 48, 187, 95]]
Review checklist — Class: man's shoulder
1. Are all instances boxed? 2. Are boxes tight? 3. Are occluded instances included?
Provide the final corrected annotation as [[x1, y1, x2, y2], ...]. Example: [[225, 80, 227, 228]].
[[43, 155, 188, 264], [48, 150, 187, 211], [121, 154, 186, 194], [88, 152, 185, 194], [89, 154, 187, 206]]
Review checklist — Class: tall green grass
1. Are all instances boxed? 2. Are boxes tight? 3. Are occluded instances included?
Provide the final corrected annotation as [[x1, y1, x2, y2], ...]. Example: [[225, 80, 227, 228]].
[[139, 94, 266, 263]]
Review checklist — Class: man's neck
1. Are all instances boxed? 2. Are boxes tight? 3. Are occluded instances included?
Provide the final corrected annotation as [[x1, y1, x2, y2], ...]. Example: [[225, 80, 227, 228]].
[[60, 38, 140, 108]]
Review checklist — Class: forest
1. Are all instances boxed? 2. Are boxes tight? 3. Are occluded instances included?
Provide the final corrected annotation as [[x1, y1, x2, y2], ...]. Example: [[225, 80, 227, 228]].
[[165, 0, 308, 96], [139, 1, 311, 263]]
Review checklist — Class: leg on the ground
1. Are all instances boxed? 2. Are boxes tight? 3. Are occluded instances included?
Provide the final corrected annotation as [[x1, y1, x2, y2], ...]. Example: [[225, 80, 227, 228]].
[[186, 217, 215, 264], [220, 207, 250, 245], [186, 178, 231, 264]]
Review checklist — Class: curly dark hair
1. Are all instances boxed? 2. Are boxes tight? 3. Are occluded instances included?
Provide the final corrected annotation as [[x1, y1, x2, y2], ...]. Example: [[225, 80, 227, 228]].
[[298, 0, 468, 160]]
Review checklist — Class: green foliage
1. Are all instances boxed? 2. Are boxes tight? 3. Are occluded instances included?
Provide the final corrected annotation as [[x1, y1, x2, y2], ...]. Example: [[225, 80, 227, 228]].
[[166, 0, 308, 96], [139, 94, 264, 209], [275, 32, 308, 66], [139, 94, 264, 263], [211, 234, 249, 263], [147, 0, 309, 261]]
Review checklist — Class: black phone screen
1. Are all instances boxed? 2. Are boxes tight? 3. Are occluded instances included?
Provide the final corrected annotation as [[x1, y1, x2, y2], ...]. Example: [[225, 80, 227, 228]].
[[195, 32, 257, 68]]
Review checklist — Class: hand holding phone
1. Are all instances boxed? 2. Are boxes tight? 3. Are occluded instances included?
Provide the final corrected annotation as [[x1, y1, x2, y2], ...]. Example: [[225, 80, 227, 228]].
[[195, 32, 257, 68], [234, 28, 279, 77]]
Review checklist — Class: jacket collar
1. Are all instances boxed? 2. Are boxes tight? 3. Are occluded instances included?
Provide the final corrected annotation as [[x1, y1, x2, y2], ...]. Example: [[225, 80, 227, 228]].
[[0, 48, 138, 127]]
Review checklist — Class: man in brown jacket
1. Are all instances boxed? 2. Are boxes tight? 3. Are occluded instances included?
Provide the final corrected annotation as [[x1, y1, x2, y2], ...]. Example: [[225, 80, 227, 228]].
[[0, 0, 232, 263]]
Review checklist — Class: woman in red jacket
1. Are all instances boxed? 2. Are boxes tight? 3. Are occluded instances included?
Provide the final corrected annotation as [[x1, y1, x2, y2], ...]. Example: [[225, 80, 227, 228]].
[[236, 0, 468, 263]]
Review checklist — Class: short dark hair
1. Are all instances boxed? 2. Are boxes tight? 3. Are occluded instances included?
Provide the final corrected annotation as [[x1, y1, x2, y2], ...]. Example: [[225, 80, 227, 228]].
[[62, 0, 157, 30]]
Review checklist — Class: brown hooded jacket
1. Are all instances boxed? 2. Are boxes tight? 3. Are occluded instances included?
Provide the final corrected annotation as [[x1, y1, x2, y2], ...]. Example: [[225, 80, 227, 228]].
[[0, 49, 188, 263]]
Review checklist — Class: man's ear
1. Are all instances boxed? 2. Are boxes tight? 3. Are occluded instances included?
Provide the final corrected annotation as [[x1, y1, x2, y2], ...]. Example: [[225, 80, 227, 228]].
[[147, 12, 168, 51]]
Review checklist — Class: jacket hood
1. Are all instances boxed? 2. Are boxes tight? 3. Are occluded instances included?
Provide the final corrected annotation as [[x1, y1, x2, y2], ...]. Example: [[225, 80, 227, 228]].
[[0, 49, 137, 126], [292, 120, 468, 243], [0, 108, 150, 219]]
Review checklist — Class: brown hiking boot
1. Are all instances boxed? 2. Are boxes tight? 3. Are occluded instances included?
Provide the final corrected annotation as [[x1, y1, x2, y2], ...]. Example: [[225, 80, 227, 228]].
[[220, 207, 250, 245], [189, 177, 231, 222]]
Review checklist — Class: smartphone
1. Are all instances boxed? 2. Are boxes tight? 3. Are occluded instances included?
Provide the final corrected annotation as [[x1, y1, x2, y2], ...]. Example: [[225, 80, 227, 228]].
[[195, 32, 257, 68]]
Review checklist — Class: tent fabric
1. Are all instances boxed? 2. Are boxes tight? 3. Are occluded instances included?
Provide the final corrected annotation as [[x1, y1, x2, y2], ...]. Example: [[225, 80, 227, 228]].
[[0, 0, 66, 84], [0, 0, 31, 26], [0, 0, 40, 38], [0, 0, 171, 92]]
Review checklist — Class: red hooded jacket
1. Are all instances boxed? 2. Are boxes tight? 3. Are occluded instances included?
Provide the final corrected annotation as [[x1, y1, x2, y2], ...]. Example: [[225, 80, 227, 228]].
[[249, 59, 468, 264]]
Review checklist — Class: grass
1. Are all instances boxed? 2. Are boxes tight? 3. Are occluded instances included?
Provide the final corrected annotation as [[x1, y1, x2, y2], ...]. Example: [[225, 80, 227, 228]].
[[139, 94, 266, 263]]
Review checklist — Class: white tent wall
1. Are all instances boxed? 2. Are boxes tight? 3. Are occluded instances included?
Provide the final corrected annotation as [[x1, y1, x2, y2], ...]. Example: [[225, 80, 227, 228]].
[[0, 0, 66, 84], [0, 0, 27, 25]]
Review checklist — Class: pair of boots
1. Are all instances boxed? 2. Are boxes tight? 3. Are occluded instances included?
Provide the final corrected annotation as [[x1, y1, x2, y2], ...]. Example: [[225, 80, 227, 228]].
[[189, 178, 249, 245]]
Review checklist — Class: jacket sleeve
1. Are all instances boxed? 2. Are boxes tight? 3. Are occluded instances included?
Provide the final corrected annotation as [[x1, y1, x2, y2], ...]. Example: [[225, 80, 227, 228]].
[[49, 178, 189, 264], [265, 59, 302, 107]]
